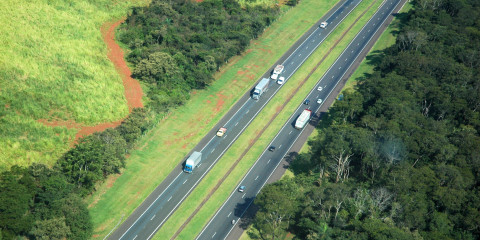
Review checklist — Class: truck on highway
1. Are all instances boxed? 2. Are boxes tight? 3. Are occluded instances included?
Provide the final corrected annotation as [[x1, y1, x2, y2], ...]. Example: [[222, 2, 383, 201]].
[[184, 151, 202, 173], [271, 64, 284, 80], [252, 78, 270, 100], [295, 109, 312, 129]]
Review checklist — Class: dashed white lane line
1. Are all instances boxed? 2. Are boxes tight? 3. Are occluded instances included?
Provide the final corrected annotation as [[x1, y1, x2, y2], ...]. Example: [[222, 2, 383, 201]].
[[133, 235, 138, 240], [242, 194, 246, 198], [151, 215, 156, 221], [299, 53, 302, 57], [168, 196, 172, 202], [235, 122, 239, 126], [289, 130, 293, 135], [267, 159, 271, 164], [211, 148, 215, 153], [246, 110, 249, 114], [255, 176, 259, 180], [279, 145, 282, 149], [183, 179, 187, 184], [212, 232, 216, 238], [228, 212, 232, 217]]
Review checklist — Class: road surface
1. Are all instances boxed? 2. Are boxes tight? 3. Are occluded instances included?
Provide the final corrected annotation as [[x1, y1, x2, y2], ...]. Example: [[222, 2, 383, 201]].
[[108, 0, 362, 239], [196, 0, 403, 239]]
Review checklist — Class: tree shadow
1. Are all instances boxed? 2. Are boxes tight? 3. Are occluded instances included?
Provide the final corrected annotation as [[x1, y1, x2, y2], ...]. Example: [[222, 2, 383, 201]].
[[233, 197, 257, 229]]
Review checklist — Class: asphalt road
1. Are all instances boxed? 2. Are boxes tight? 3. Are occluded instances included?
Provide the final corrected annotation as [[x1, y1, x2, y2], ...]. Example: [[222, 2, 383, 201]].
[[196, 0, 403, 239], [108, 1, 361, 239]]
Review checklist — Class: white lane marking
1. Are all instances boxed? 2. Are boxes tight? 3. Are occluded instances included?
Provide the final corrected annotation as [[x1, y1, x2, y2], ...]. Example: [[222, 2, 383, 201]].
[[196, 0, 367, 238], [235, 122, 238, 126], [212, 232, 216, 238], [363, 36, 365, 39], [357, 43, 360, 45], [289, 130, 292, 135], [306, 46, 309, 49], [351, 50, 354, 53], [255, 176, 259, 180], [279, 145, 282, 149], [368, 29, 371, 32], [228, 212, 232, 217], [345, 58, 348, 61], [133, 235, 138, 240], [211, 149, 215, 153], [151, 215, 156, 221], [332, 76, 335, 79], [246, 110, 249, 114], [183, 179, 187, 184], [168, 196, 172, 202], [299, 53, 302, 57], [242, 194, 246, 198], [291, 61, 295, 65], [339, 67, 342, 69], [267, 159, 271, 164]]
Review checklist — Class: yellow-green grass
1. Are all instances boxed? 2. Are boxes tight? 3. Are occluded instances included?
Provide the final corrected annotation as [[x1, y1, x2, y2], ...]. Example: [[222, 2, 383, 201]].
[[343, 1, 413, 91], [86, 0, 339, 237], [0, 0, 148, 170], [154, 0, 386, 239], [238, 2, 414, 240]]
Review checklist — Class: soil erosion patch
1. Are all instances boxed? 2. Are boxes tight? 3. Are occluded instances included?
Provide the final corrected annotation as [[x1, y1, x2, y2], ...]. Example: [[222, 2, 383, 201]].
[[39, 19, 143, 142]]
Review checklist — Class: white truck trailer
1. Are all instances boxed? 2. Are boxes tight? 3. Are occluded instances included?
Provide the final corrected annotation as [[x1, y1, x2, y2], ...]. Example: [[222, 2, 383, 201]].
[[252, 78, 270, 100], [271, 65, 284, 80], [184, 151, 202, 173], [295, 109, 312, 129]]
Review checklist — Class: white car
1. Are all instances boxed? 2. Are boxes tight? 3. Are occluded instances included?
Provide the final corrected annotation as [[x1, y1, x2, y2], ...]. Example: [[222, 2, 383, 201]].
[[317, 99, 323, 104], [271, 73, 278, 80], [317, 86, 323, 91], [277, 76, 285, 85], [320, 21, 328, 28]]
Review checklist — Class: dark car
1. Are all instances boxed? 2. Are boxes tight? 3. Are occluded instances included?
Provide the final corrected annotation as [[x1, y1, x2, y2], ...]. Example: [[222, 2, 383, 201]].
[[304, 99, 310, 105], [268, 146, 276, 152]]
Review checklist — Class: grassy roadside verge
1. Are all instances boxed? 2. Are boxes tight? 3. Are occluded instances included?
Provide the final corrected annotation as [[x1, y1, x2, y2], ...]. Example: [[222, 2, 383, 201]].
[[154, 0, 387, 239], [343, 1, 413, 91], [87, 0, 339, 237], [238, 2, 414, 239]]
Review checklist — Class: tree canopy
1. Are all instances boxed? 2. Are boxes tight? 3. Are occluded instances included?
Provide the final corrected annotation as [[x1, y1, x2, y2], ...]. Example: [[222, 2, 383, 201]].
[[250, 0, 480, 239]]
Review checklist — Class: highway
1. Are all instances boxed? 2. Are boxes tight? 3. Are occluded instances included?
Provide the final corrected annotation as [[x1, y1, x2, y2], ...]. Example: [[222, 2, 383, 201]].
[[108, 0, 362, 239], [196, 0, 403, 239]]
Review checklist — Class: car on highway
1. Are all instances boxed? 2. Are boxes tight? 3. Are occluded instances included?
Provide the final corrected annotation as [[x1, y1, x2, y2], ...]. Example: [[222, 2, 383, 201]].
[[277, 76, 285, 85], [268, 146, 276, 152], [317, 99, 323, 104], [216, 127, 227, 137], [320, 21, 328, 28], [317, 86, 323, 91], [238, 186, 245, 192], [304, 99, 310, 105]]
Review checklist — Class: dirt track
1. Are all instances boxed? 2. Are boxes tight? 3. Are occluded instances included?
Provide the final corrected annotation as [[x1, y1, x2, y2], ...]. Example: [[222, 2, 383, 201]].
[[39, 19, 143, 143]]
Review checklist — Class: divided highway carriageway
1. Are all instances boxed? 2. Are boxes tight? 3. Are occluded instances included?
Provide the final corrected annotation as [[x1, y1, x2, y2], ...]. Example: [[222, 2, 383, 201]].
[[109, 0, 362, 239], [197, 0, 403, 239]]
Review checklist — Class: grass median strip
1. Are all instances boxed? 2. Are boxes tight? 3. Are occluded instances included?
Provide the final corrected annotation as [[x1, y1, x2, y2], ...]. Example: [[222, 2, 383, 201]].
[[87, 0, 340, 238], [169, 0, 379, 238], [153, 0, 386, 239]]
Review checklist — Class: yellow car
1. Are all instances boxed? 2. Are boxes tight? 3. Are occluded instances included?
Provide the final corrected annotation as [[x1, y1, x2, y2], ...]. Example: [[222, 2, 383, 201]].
[[216, 127, 227, 137]]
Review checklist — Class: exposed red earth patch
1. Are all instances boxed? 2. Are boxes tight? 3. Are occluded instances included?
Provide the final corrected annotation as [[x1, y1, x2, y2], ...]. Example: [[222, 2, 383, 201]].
[[38, 19, 143, 143]]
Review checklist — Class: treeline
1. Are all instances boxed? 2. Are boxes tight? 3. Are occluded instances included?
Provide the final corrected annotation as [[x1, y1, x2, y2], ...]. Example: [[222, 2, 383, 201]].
[[250, 0, 480, 239], [0, 108, 150, 239], [118, 0, 279, 112]]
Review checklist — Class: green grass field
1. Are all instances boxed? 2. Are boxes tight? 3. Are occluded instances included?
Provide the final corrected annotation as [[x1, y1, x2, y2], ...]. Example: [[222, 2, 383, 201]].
[[0, 0, 147, 170]]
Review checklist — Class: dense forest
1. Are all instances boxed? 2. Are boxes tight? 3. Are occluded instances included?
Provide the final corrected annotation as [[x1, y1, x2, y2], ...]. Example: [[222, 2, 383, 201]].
[[249, 0, 480, 239], [118, 0, 279, 112], [0, 0, 280, 239]]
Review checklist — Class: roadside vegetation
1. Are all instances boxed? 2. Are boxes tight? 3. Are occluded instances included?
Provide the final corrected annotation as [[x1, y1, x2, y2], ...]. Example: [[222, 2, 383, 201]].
[[159, 0, 390, 238], [248, 0, 480, 239], [0, 0, 148, 170]]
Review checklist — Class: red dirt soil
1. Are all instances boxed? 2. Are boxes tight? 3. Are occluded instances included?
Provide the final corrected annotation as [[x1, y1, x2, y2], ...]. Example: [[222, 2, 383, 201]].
[[38, 19, 143, 143]]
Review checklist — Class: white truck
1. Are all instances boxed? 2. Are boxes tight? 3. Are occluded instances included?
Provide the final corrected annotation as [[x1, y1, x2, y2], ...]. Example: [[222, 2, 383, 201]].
[[295, 109, 312, 129], [184, 151, 202, 173], [252, 78, 270, 100], [271, 65, 284, 80]]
